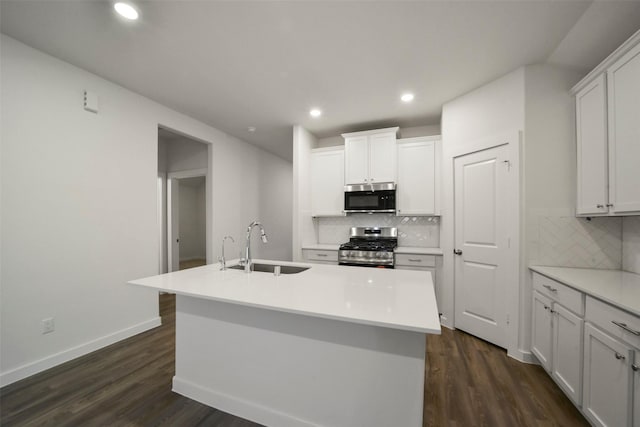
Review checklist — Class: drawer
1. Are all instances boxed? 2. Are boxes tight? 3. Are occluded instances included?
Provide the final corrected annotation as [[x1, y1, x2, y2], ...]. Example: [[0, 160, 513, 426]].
[[395, 254, 436, 268], [532, 273, 584, 316], [585, 296, 640, 349], [302, 249, 338, 262]]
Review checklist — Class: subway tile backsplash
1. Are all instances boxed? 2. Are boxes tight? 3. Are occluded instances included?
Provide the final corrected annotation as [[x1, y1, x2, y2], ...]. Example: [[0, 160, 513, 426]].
[[316, 214, 440, 247], [534, 216, 622, 269], [623, 216, 640, 274]]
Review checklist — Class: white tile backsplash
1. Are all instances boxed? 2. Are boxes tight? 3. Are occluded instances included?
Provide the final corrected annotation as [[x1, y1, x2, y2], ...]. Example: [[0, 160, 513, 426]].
[[534, 216, 622, 269], [316, 214, 440, 247], [622, 216, 640, 274]]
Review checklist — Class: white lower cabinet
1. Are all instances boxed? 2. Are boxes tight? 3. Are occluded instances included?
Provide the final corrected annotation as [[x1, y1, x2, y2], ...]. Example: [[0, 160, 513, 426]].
[[583, 323, 633, 427], [634, 350, 639, 427], [301, 248, 338, 265], [552, 303, 584, 404], [532, 291, 553, 371], [531, 288, 583, 405], [395, 252, 440, 312]]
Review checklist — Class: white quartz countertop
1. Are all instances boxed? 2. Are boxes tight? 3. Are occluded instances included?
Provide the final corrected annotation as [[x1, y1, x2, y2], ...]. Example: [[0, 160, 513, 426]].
[[529, 266, 640, 316], [395, 247, 443, 256], [129, 259, 441, 334], [301, 244, 340, 251]]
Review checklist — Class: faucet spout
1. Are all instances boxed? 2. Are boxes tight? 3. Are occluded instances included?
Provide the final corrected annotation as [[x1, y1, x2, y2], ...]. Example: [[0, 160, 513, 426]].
[[243, 221, 268, 273]]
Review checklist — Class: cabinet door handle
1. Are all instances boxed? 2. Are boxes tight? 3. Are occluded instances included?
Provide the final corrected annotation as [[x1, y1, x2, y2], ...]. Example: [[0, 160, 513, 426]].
[[606, 203, 614, 207], [633, 364, 639, 372], [550, 309, 556, 314], [453, 249, 462, 255], [542, 284, 558, 292], [611, 321, 640, 336], [408, 258, 422, 262], [596, 204, 604, 208], [615, 352, 626, 361], [543, 305, 549, 311]]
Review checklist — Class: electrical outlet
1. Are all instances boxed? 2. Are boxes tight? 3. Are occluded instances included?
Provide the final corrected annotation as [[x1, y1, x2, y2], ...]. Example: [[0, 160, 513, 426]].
[[41, 317, 55, 334]]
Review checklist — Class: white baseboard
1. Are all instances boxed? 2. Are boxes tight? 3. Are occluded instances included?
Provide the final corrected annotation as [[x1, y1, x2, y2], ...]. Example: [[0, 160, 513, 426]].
[[507, 348, 537, 364], [173, 376, 315, 427], [0, 317, 161, 388]]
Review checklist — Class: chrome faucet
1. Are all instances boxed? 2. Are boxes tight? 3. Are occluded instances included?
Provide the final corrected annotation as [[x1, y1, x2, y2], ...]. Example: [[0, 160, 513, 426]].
[[218, 235, 234, 270], [241, 221, 268, 273]]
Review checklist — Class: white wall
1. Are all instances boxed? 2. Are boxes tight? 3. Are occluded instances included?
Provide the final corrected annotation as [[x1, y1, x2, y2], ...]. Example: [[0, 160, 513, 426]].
[[292, 126, 317, 261], [441, 67, 525, 357], [0, 35, 292, 386], [441, 64, 587, 361], [162, 137, 208, 172]]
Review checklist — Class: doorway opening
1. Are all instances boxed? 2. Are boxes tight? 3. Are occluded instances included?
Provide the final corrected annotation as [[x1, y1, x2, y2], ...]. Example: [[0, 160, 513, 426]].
[[157, 127, 210, 273]]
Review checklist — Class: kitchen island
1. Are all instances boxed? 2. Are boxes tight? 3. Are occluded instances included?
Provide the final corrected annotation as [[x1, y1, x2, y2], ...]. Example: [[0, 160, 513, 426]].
[[129, 260, 440, 427]]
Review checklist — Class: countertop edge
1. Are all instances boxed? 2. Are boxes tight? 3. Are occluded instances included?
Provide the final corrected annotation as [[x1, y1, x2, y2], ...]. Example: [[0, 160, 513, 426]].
[[529, 266, 640, 317], [130, 280, 440, 335]]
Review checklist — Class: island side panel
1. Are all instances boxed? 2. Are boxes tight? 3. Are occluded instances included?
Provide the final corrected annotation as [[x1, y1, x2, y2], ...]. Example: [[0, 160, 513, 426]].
[[173, 294, 427, 427]]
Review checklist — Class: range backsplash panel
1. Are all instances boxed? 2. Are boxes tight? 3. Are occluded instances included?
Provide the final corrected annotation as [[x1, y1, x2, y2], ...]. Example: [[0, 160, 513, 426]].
[[317, 214, 440, 247]]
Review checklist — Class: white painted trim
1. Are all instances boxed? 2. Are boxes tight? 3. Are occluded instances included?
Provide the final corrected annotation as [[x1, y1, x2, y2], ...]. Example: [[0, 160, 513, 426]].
[[167, 168, 207, 180], [396, 135, 441, 144], [507, 349, 537, 364], [341, 126, 399, 138], [0, 317, 161, 387], [310, 146, 344, 154], [173, 377, 316, 427]]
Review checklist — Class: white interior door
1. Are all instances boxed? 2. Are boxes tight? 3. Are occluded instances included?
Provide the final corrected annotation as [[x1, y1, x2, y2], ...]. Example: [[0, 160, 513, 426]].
[[454, 144, 510, 348], [168, 178, 180, 272]]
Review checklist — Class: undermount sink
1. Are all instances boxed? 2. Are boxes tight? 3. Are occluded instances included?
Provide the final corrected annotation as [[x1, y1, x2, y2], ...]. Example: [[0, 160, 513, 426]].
[[229, 263, 310, 274]]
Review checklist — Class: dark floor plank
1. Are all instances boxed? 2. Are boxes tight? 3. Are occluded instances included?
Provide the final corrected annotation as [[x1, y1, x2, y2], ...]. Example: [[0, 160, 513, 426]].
[[1, 294, 588, 426]]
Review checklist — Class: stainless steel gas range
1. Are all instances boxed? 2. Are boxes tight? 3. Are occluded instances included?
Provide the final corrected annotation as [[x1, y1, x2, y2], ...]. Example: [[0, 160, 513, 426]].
[[338, 227, 398, 268]]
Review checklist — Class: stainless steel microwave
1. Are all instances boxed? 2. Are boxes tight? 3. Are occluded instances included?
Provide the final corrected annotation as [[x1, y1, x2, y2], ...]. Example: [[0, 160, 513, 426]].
[[344, 182, 396, 214]]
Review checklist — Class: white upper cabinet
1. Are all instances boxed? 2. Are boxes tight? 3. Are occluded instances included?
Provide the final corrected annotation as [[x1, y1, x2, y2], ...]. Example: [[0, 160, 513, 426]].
[[576, 75, 608, 216], [607, 42, 640, 214], [310, 147, 345, 217], [573, 31, 640, 216], [396, 137, 441, 215], [343, 127, 398, 185]]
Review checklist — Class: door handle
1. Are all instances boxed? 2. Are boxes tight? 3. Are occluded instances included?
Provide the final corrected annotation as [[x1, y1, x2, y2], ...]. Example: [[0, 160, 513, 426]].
[[453, 249, 462, 255]]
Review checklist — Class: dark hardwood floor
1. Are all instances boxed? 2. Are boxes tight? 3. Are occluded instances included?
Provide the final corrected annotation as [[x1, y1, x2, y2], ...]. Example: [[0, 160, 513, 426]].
[[1, 294, 588, 426]]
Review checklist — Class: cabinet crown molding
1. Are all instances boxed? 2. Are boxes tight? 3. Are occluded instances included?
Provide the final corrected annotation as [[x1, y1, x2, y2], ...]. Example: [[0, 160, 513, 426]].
[[341, 126, 399, 138], [571, 28, 640, 94]]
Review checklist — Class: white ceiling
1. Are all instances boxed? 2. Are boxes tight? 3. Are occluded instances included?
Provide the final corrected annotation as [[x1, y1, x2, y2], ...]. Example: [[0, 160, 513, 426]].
[[2, 1, 639, 161]]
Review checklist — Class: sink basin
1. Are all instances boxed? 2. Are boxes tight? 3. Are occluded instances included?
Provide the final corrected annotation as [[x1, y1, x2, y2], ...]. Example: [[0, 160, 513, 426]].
[[229, 263, 309, 274]]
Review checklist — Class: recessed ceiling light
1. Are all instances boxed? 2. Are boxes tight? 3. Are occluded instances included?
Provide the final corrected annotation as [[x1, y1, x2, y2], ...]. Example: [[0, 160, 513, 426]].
[[401, 93, 415, 103], [309, 109, 322, 118], [114, 2, 139, 20], [248, 126, 256, 132]]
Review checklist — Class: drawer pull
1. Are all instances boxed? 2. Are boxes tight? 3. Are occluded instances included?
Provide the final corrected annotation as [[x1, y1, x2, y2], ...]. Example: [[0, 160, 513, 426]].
[[542, 284, 557, 293], [614, 352, 625, 361], [408, 258, 422, 262], [611, 321, 640, 336], [316, 253, 328, 257]]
